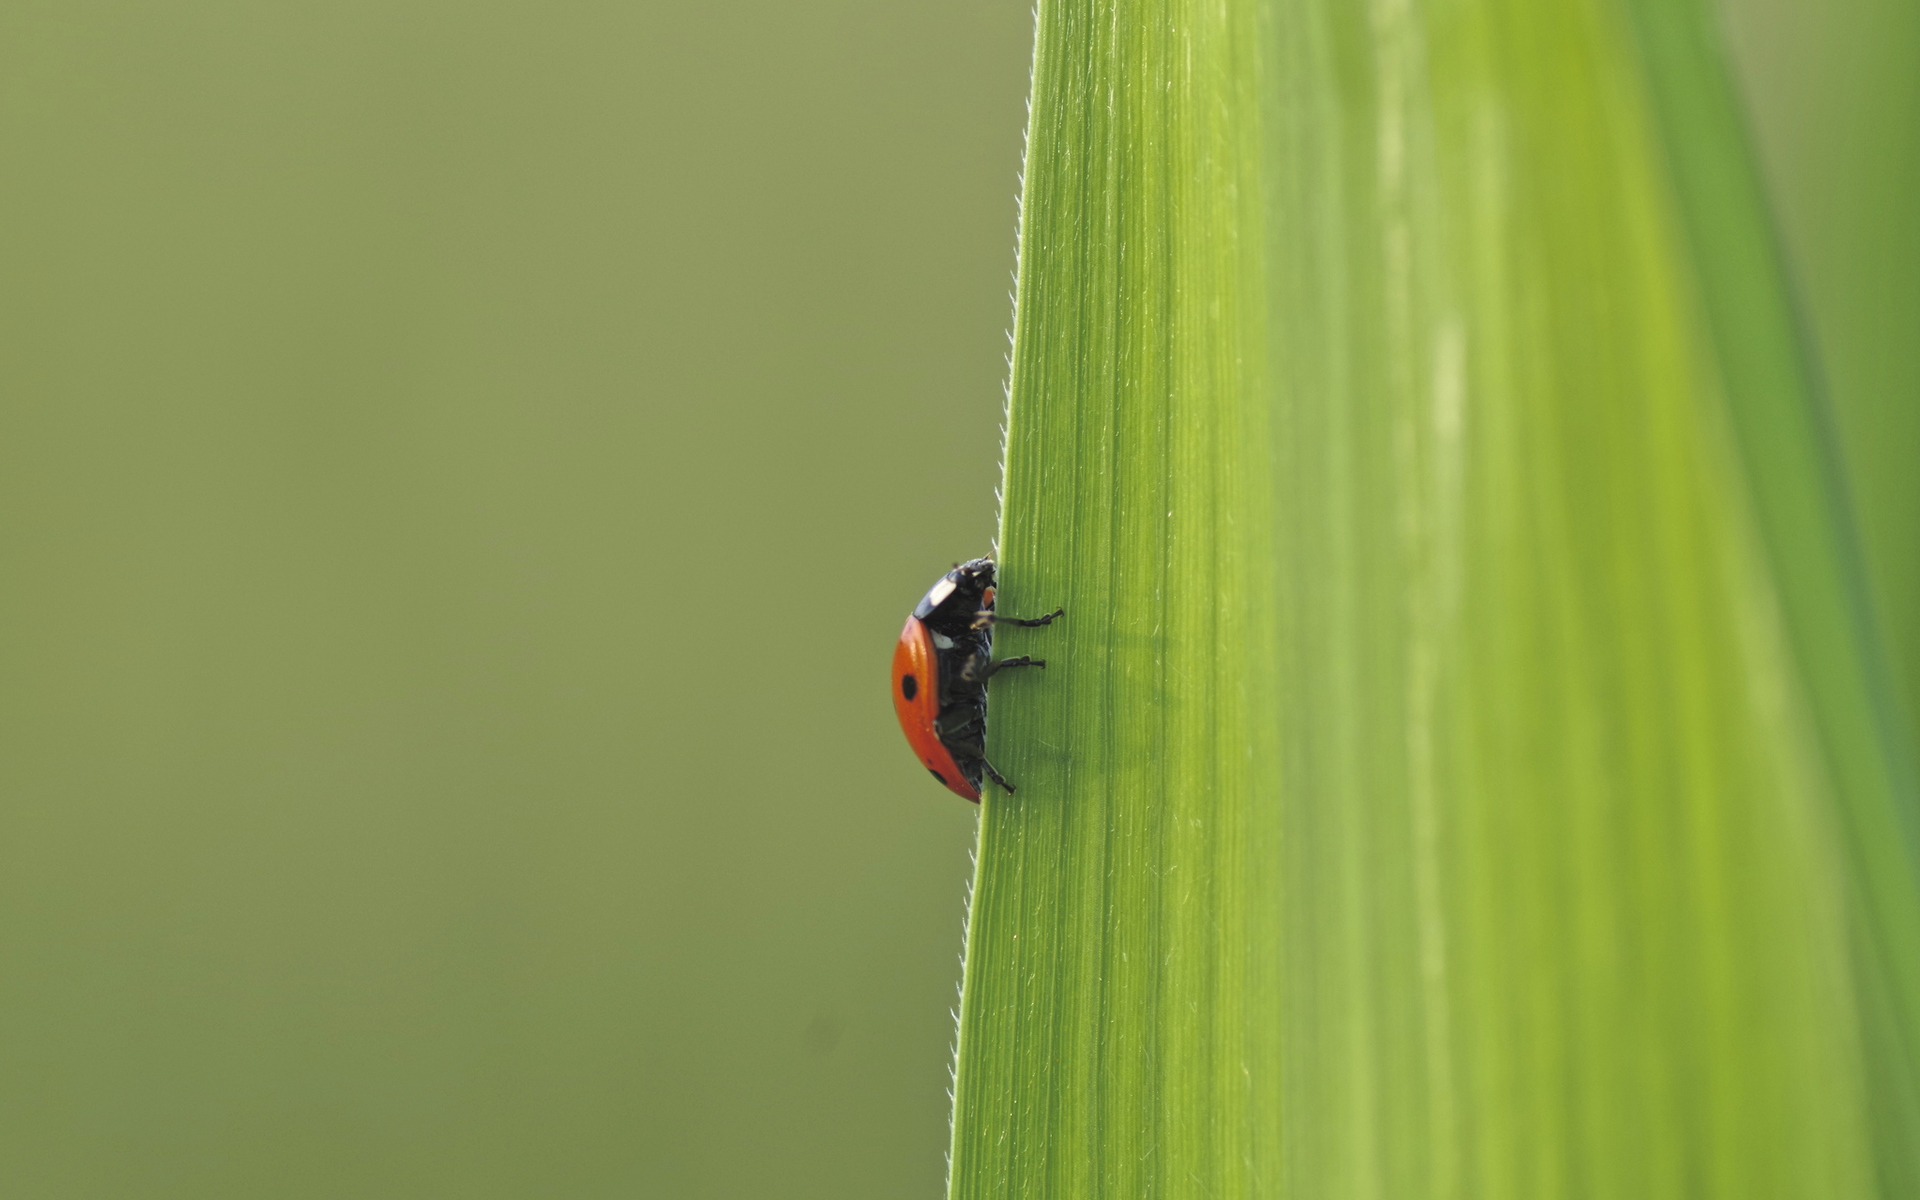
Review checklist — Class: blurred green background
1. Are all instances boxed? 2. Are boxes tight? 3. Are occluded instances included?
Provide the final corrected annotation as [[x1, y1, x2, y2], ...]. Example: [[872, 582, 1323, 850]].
[[1717, 0, 1920, 739], [0, 3, 1031, 1196], [3, 1, 1915, 1197]]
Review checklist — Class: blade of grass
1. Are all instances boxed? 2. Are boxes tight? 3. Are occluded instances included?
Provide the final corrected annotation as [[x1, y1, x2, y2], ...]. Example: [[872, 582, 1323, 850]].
[[956, 4, 1276, 1194], [950, 1, 1920, 1196]]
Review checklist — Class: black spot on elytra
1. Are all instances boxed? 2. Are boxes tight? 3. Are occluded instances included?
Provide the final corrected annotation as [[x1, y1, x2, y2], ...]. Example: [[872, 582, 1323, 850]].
[[928, 768, 947, 785], [900, 674, 918, 701]]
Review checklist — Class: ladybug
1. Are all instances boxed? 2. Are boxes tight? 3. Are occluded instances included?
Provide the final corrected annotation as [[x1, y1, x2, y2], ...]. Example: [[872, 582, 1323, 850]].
[[891, 557, 1062, 801]]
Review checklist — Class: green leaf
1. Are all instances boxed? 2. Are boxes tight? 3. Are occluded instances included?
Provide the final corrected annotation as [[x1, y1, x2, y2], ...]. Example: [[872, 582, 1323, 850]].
[[949, 2, 1920, 1197]]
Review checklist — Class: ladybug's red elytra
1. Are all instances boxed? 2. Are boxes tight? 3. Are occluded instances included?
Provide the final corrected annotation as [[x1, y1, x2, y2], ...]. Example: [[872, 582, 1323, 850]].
[[891, 557, 1062, 801]]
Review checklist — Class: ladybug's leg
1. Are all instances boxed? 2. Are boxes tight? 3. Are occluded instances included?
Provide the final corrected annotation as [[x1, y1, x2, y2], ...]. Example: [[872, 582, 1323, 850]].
[[959, 653, 1044, 683], [979, 758, 1016, 795], [972, 606, 1065, 630], [983, 655, 1045, 678]]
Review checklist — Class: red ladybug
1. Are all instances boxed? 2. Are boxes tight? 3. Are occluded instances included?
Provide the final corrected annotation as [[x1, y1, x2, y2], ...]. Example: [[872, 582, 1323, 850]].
[[891, 557, 1062, 801]]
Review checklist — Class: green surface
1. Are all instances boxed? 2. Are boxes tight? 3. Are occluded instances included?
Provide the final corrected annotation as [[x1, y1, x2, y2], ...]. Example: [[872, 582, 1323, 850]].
[[953, 0, 1920, 1196], [0, 3, 1035, 1196]]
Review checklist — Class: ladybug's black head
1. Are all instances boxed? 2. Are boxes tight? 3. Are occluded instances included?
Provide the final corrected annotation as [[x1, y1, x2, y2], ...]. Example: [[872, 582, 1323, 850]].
[[913, 557, 996, 634]]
